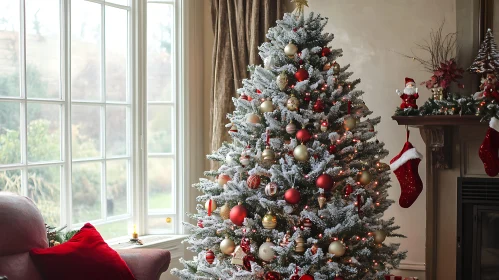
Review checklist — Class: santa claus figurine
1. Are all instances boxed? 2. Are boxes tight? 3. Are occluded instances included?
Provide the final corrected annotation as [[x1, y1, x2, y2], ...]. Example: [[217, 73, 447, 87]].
[[396, 77, 419, 109], [477, 73, 499, 101]]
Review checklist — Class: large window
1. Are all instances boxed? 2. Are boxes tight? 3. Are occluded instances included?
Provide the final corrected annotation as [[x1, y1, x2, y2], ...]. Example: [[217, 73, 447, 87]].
[[0, 0, 180, 239]]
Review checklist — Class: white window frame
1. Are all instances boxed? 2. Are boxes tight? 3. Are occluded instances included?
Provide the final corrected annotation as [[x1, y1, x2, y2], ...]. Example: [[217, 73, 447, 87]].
[[0, 0, 189, 239]]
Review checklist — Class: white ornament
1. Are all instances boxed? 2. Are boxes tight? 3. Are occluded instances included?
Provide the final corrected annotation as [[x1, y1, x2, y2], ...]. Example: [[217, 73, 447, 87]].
[[226, 154, 234, 165], [264, 56, 275, 69], [260, 99, 274, 113], [284, 42, 298, 58], [258, 239, 275, 262], [240, 154, 250, 166], [265, 182, 278, 196]]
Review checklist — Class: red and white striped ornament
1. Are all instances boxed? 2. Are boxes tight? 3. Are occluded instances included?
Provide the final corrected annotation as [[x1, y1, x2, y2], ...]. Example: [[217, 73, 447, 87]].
[[205, 249, 215, 264]]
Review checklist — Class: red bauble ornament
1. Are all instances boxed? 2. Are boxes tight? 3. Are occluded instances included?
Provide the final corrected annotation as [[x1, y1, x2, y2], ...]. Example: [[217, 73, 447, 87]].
[[300, 274, 314, 280], [256, 89, 262, 94], [329, 144, 337, 154], [230, 204, 248, 226], [243, 254, 255, 270], [205, 249, 215, 264], [240, 94, 248, 100], [316, 174, 334, 192], [295, 67, 309, 82], [290, 276, 300, 280], [344, 184, 353, 196], [321, 46, 331, 57], [240, 237, 251, 253], [197, 220, 203, 228], [247, 175, 261, 189], [313, 99, 325, 113], [284, 187, 301, 204], [264, 271, 281, 280], [296, 129, 312, 143]]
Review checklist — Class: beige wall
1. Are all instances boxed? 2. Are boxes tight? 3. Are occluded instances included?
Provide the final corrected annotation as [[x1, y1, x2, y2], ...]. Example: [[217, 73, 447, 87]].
[[198, 1, 459, 279]]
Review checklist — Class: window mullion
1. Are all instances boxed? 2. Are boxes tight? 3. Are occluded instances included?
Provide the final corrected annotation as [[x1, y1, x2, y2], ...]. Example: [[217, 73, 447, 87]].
[[61, 0, 72, 229], [19, 0, 28, 197], [100, 2, 108, 221]]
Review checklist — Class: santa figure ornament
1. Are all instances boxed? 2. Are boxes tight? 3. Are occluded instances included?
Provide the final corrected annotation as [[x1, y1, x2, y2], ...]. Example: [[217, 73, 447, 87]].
[[396, 77, 419, 109], [390, 129, 423, 208], [479, 117, 499, 176], [476, 73, 499, 102]]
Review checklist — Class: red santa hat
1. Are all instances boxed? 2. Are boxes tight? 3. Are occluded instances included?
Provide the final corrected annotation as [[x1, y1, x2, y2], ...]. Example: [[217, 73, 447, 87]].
[[405, 77, 415, 86]]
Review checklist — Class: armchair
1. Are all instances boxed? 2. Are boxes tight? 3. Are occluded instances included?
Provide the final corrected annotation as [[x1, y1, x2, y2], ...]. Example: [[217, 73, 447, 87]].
[[0, 193, 170, 280]]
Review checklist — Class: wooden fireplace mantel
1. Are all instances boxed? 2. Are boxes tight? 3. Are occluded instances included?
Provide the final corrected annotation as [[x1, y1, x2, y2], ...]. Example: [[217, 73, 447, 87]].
[[391, 115, 487, 280]]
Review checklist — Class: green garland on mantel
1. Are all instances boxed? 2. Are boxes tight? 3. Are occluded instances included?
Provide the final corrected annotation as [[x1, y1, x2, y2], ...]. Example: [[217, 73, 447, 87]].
[[393, 93, 499, 122]]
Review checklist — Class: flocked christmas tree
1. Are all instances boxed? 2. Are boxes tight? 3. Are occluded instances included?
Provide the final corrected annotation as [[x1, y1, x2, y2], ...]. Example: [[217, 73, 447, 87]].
[[172, 3, 406, 280], [468, 28, 499, 75]]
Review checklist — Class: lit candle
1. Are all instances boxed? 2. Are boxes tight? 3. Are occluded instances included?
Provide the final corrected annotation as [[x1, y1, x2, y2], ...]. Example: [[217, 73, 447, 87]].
[[132, 225, 138, 239]]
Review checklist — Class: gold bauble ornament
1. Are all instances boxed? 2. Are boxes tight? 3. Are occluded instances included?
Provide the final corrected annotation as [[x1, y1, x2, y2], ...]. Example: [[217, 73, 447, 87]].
[[286, 94, 300, 111], [333, 62, 341, 74], [246, 113, 260, 124], [205, 199, 217, 212], [284, 42, 298, 58], [262, 211, 277, 229], [294, 235, 306, 253], [220, 236, 236, 255], [293, 143, 309, 162], [343, 116, 356, 131], [260, 99, 274, 113], [276, 72, 289, 91], [328, 240, 346, 256], [357, 170, 372, 185], [220, 203, 230, 220], [262, 146, 275, 162], [374, 230, 387, 244]]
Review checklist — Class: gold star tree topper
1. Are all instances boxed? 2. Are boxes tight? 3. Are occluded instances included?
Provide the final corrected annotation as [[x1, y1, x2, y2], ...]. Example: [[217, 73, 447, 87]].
[[292, 0, 309, 16]]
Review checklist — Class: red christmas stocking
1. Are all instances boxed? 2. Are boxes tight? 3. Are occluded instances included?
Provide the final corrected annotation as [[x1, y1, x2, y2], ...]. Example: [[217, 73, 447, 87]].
[[479, 117, 499, 177], [390, 132, 423, 208]]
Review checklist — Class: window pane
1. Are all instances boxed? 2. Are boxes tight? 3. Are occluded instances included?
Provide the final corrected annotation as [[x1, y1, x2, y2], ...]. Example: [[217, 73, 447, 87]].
[[106, 106, 127, 157], [27, 103, 61, 162], [0, 0, 20, 97], [72, 161, 101, 223], [25, 0, 60, 99], [72, 105, 101, 159], [71, 0, 101, 101], [0, 169, 21, 193], [147, 105, 173, 153], [95, 219, 129, 240], [28, 165, 61, 226], [147, 216, 174, 233], [106, 159, 128, 217], [105, 7, 127, 102], [148, 157, 174, 211], [147, 3, 173, 102], [0, 102, 20, 165]]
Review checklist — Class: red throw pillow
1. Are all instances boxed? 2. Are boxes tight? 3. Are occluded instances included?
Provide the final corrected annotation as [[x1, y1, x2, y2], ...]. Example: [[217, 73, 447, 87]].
[[30, 223, 136, 280]]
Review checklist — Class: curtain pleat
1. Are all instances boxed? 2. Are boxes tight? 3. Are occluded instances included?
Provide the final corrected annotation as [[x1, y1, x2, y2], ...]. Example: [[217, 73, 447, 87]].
[[210, 0, 283, 168]]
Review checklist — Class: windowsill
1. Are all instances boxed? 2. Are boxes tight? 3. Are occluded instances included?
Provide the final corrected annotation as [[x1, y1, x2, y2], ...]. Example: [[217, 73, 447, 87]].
[[108, 234, 188, 256]]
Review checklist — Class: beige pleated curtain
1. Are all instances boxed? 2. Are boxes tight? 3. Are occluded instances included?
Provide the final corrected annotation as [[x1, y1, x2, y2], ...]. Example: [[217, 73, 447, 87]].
[[210, 0, 284, 166]]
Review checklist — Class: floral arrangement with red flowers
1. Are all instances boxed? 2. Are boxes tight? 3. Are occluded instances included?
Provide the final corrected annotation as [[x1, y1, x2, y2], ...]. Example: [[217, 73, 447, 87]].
[[422, 59, 464, 90]]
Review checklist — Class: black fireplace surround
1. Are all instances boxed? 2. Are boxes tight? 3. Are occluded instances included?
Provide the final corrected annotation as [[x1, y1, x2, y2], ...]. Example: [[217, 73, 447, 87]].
[[457, 177, 499, 280]]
